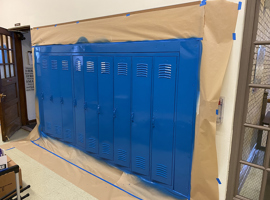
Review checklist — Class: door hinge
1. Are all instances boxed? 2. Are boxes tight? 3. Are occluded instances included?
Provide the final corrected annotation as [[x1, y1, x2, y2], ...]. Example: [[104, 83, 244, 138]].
[[41, 93, 44, 100], [84, 102, 87, 110], [50, 95, 53, 102], [152, 118, 155, 128], [97, 105, 100, 114], [113, 108, 117, 118], [131, 112, 134, 122], [60, 97, 64, 104], [73, 99, 77, 107]]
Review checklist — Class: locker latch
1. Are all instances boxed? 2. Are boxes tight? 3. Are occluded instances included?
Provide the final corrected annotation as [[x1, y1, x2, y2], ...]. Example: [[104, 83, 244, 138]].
[[84, 102, 87, 110], [41, 93, 44, 100], [74, 99, 77, 107], [113, 108, 117, 118], [50, 95, 53, 102], [131, 112, 134, 122], [60, 97, 64, 104], [97, 105, 100, 114], [152, 118, 155, 128]]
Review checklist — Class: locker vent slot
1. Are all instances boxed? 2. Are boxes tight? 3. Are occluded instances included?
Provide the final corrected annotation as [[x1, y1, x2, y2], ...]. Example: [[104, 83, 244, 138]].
[[102, 143, 110, 155], [78, 133, 84, 144], [75, 59, 82, 71], [156, 164, 167, 178], [158, 64, 171, 79], [117, 63, 128, 76], [62, 60, 69, 70], [86, 61, 95, 73], [136, 63, 148, 77], [42, 59, 48, 69], [46, 122, 51, 130], [51, 60, 57, 70], [135, 156, 146, 170], [55, 125, 61, 135], [88, 138, 96, 149], [65, 129, 72, 139], [101, 62, 110, 74], [118, 149, 127, 162]]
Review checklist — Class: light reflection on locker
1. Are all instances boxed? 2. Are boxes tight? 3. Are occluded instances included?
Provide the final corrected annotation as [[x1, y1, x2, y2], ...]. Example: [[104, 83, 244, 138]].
[[73, 56, 86, 148], [114, 57, 131, 167], [151, 56, 177, 185], [131, 57, 153, 176], [98, 57, 114, 160]]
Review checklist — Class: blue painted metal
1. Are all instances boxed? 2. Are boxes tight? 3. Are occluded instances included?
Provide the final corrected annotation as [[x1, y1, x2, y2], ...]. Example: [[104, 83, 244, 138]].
[[98, 56, 114, 160], [34, 38, 202, 198], [73, 56, 86, 148], [60, 56, 74, 143], [151, 57, 177, 186], [131, 57, 152, 176], [84, 56, 99, 153], [114, 57, 131, 167]]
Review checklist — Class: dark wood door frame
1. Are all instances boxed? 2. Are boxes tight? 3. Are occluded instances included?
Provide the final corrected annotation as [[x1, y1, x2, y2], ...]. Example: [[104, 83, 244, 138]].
[[226, 0, 261, 199]]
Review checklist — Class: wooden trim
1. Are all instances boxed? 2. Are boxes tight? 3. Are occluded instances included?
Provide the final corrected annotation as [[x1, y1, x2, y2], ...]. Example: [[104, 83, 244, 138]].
[[14, 33, 28, 125], [226, 0, 261, 199], [28, 119, 36, 124]]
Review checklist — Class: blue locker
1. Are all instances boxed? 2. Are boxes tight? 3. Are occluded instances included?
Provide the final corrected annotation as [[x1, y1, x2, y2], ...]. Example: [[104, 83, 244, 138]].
[[98, 57, 114, 160], [131, 57, 153, 176], [84, 56, 99, 153], [40, 56, 52, 135], [114, 57, 131, 167], [49, 56, 62, 139], [60, 56, 74, 143], [73, 56, 86, 148], [151, 57, 177, 185]]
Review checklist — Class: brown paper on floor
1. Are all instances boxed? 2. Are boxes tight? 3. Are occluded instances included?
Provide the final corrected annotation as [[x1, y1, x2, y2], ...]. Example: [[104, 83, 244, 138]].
[[26, 1, 239, 199]]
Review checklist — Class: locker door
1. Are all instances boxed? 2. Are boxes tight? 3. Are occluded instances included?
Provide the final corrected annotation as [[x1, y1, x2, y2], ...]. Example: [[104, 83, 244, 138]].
[[73, 56, 86, 148], [131, 57, 152, 176], [49, 56, 62, 139], [151, 56, 177, 185], [84, 57, 98, 153], [60, 56, 74, 143], [98, 56, 114, 160], [40, 56, 52, 135], [114, 57, 131, 167]]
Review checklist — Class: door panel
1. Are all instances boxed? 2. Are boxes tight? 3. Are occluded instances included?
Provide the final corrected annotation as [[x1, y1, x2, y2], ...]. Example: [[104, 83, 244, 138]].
[[0, 29, 22, 141], [114, 57, 131, 167], [84, 56, 98, 153], [60, 56, 74, 143], [98, 56, 114, 160], [131, 57, 153, 176], [73, 56, 86, 148], [151, 56, 177, 185], [49, 56, 62, 139]]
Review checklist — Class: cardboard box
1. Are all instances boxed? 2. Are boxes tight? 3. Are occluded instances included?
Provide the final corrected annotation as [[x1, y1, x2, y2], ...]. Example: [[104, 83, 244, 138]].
[[0, 156, 22, 199]]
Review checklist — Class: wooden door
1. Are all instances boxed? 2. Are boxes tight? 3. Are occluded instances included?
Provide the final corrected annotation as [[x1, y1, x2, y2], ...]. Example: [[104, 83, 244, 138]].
[[0, 27, 21, 141]]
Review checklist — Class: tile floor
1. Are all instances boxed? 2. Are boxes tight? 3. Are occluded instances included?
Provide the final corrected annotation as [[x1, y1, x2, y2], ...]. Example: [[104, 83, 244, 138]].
[[1, 129, 97, 200]]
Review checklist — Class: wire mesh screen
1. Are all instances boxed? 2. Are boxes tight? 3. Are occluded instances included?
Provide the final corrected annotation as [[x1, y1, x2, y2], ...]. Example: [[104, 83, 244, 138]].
[[238, 164, 263, 200]]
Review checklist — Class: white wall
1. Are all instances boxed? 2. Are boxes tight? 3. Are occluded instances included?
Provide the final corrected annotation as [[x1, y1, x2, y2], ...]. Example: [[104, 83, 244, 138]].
[[0, 0, 246, 199], [21, 31, 36, 121]]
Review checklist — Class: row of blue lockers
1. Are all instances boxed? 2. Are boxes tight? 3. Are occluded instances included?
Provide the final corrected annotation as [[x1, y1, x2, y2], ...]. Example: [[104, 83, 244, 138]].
[[34, 39, 202, 198]]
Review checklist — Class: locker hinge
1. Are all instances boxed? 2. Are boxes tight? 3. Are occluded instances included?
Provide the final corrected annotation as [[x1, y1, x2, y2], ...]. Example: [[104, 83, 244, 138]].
[[60, 97, 64, 104], [97, 105, 100, 114], [131, 112, 134, 122], [50, 95, 53, 102], [113, 108, 117, 118], [84, 102, 87, 110], [74, 99, 77, 107], [41, 93, 44, 100], [152, 118, 155, 128]]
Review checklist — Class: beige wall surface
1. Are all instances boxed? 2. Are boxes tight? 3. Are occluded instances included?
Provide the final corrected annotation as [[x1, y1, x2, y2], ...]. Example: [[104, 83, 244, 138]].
[[0, 0, 245, 199]]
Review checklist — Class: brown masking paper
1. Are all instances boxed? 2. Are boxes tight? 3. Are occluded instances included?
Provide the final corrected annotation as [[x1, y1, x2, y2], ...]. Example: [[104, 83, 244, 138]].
[[14, 1, 239, 199]]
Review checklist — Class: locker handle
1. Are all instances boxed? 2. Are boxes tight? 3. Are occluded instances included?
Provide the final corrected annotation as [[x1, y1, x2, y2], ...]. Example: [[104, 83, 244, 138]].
[[60, 97, 64, 104], [97, 105, 100, 114], [152, 118, 155, 128], [113, 108, 117, 118], [131, 112, 134, 122], [74, 99, 77, 107], [84, 102, 87, 110], [50, 95, 53, 102]]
